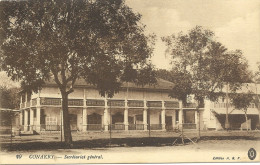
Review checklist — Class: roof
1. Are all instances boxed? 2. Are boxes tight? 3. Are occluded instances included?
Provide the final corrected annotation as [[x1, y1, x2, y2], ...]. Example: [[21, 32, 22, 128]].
[[0, 108, 20, 112], [212, 108, 259, 115], [43, 78, 174, 91]]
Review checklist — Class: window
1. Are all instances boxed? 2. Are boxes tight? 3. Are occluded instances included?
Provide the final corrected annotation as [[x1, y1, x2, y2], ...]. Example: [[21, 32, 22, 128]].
[[45, 117, 57, 125]]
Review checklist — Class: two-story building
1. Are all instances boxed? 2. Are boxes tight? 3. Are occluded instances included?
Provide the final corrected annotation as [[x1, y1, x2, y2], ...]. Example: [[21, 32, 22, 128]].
[[19, 78, 204, 133], [18, 78, 260, 134]]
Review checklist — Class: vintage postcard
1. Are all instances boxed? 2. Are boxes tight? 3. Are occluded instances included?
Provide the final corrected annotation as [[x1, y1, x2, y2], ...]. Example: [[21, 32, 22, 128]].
[[0, 0, 259, 164]]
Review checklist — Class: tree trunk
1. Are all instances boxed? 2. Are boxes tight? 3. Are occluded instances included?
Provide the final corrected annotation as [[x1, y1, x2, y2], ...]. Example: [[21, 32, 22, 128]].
[[61, 92, 73, 147], [255, 83, 260, 129], [244, 111, 248, 132], [196, 107, 200, 139], [225, 82, 230, 130]]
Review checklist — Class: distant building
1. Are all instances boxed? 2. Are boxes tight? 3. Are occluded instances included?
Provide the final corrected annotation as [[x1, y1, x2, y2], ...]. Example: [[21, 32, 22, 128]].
[[18, 78, 260, 133], [206, 84, 260, 130]]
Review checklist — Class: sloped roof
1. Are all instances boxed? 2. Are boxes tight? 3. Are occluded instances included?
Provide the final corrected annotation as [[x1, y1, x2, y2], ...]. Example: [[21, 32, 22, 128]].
[[43, 78, 174, 91]]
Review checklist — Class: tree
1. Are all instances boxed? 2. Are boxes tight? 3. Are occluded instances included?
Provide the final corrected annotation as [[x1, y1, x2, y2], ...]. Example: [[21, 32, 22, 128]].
[[0, 0, 155, 147], [230, 92, 254, 131], [0, 85, 20, 109], [162, 26, 252, 137], [253, 62, 260, 128]]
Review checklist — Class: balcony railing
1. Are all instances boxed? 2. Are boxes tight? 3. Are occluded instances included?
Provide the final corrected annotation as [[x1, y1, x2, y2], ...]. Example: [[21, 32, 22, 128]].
[[128, 124, 144, 130], [21, 102, 25, 108], [183, 103, 197, 108], [148, 124, 162, 130], [32, 99, 37, 106], [147, 101, 162, 107], [86, 99, 105, 106], [40, 98, 61, 105], [87, 124, 103, 131], [182, 123, 196, 129], [26, 102, 30, 107], [109, 124, 125, 130], [165, 101, 179, 108], [214, 102, 232, 108], [68, 99, 83, 106], [166, 125, 173, 131], [40, 125, 61, 131], [128, 100, 144, 107], [108, 100, 125, 107]]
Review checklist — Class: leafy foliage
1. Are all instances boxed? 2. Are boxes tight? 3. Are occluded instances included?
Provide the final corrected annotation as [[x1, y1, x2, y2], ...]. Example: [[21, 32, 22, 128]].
[[162, 26, 252, 105], [0, 86, 20, 109], [0, 0, 155, 145], [230, 92, 254, 112], [0, 0, 155, 97]]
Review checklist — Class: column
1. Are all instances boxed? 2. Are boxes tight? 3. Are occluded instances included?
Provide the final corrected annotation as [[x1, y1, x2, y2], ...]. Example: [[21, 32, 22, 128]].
[[179, 101, 183, 129], [20, 95, 23, 109], [82, 108, 87, 132], [161, 101, 166, 130], [25, 92, 27, 103], [124, 109, 128, 131], [195, 110, 198, 130], [30, 108, 34, 131], [36, 97, 41, 132], [143, 100, 147, 130], [24, 110, 28, 131], [124, 99, 128, 131], [19, 110, 23, 126], [60, 108, 63, 133], [104, 98, 109, 131], [82, 89, 87, 132]]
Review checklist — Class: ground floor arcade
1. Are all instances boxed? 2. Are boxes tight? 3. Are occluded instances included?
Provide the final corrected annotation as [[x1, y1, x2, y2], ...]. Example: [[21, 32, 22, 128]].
[[19, 107, 202, 133]]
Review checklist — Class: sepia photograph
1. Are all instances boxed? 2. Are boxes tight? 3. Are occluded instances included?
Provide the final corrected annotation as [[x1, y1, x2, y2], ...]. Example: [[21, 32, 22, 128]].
[[0, 0, 259, 164]]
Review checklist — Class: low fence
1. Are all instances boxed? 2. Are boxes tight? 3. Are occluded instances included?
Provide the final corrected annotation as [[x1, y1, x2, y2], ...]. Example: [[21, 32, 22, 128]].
[[182, 123, 197, 129], [109, 124, 125, 130], [129, 124, 144, 130], [148, 124, 162, 130], [40, 125, 61, 131], [87, 124, 103, 131]]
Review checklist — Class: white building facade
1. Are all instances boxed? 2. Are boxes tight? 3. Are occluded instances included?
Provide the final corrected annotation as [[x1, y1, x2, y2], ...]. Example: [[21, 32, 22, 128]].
[[19, 79, 260, 133]]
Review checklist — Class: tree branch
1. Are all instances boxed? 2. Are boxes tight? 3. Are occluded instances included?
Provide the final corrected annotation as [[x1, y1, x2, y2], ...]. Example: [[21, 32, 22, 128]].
[[51, 66, 62, 88]]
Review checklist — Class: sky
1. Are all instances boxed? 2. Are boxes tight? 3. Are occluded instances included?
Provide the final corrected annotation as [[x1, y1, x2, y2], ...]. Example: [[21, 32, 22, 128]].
[[1, 0, 260, 88], [126, 0, 260, 72]]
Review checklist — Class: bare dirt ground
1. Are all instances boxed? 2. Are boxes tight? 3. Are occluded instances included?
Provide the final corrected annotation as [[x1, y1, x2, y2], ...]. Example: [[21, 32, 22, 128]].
[[1, 130, 260, 144], [0, 139, 259, 163]]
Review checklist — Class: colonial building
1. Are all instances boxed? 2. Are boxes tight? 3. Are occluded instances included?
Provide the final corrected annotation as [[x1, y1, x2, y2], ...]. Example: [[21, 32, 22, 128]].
[[19, 78, 204, 133], [207, 84, 260, 130], [18, 79, 260, 134]]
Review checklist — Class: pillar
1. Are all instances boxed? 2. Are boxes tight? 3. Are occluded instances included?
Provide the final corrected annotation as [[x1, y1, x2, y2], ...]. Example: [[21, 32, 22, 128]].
[[179, 101, 183, 129], [143, 109, 147, 130], [82, 89, 87, 132], [124, 98, 128, 131], [19, 110, 23, 126], [124, 108, 129, 131], [104, 98, 109, 131], [36, 90, 41, 132], [161, 101, 166, 130], [20, 95, 23, 109], [60, 108, 64, 133], [36, 107, 41, 132], [195, 110, 198, 130], [24, 110, 28, 131], [82, 108, 87, 131], [30, 108, 34, 131]]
